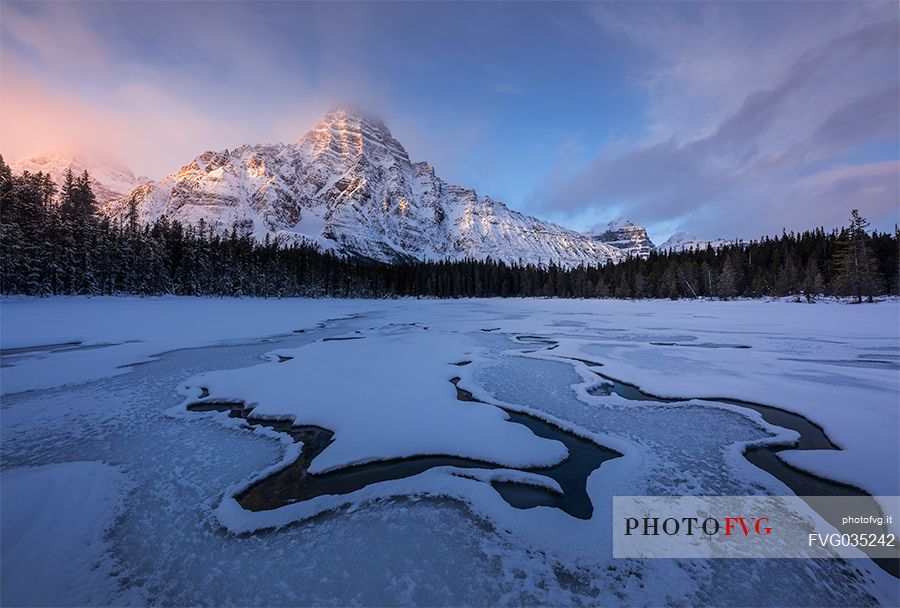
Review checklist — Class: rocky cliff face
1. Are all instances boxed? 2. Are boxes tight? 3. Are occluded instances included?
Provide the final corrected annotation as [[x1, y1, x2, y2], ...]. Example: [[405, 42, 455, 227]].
[[103, 109, 623, 268], [586, 219, 655, 259]]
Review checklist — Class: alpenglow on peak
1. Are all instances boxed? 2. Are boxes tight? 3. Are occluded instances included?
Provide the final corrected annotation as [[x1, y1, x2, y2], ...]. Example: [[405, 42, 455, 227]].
[[102, 109, 624, 268], [300, 107, 412, 169]]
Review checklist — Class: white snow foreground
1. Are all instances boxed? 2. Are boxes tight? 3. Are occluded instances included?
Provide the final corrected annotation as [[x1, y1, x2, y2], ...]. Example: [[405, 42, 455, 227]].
[[185, 332, 567, 473], [538, 301, 900, 502], [3, 296, 898, 507], [0, 461, 139, 606], [180, 327, 618, 542], [0, 296, 372, 393], [181, 331, 574, 530], [2, 297, 899, 606]]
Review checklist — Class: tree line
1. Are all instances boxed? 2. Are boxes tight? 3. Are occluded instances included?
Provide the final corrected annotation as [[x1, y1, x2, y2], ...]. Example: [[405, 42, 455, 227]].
[[1, 156, 896, 301]]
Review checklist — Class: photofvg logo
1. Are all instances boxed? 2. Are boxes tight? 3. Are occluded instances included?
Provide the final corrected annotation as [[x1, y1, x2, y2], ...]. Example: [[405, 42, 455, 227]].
[[624, 513, 772, 538], [613, 496, 899, 560]]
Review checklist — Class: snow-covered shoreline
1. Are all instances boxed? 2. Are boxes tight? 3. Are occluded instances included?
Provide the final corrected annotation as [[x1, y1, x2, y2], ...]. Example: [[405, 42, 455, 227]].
[[3, 296, 897, 496], [2, 296, 898, 605]]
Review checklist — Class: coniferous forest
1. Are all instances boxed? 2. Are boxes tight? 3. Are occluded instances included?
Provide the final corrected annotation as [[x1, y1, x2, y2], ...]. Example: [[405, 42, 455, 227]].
[[1, 156, 897, 301]]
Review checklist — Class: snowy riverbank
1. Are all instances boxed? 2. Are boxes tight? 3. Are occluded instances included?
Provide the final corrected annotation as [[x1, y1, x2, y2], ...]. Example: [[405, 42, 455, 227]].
[[2, 297, 897, 605]]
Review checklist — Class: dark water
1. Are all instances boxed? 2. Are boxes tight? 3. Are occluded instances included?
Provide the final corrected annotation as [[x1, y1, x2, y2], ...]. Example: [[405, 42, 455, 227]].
[[1, 341, 83, 356], [0, 341, 130, 356], [778, 357, 900, 371], [575, 361, 898, 577], [451, 379, 621, 518], [650, 342, 752, 349], [188, 379, 621, 520]]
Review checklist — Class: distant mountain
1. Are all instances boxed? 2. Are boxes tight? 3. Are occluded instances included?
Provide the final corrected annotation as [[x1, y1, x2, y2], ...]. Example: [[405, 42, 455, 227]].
[[658, 231, 731, 252], [102, 109, 624, 268], [9, 153, 147, 205], [585, 219, 655, 259]]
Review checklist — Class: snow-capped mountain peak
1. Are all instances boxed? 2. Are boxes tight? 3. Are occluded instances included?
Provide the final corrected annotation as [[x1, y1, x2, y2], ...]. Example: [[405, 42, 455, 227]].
[[585, 219, 655, 259], [103, 109, 625, 268], [8, 152, 147, 205], [300, 107, 411, 169], [658, 232, 731, 252]]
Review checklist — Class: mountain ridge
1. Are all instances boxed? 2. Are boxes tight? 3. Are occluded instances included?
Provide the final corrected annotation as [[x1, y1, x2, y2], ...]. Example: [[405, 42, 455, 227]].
[[10, 112, 729, 267], [101, 108, 626, 268], [658, 232, 733, 252], [585, 219, 656, 259]]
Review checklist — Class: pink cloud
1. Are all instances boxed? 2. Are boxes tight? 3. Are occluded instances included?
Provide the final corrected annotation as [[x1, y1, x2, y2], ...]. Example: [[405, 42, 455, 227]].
[[0, 61, 265, 178], [791, 161, 900, 225]]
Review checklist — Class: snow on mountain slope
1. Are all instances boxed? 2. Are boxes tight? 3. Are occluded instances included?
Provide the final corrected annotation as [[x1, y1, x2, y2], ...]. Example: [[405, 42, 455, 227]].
[[658, 231, 732, 252], [103, 109, 623, 268], [9, 153, 147, 205], [586, 219, 655, 259]]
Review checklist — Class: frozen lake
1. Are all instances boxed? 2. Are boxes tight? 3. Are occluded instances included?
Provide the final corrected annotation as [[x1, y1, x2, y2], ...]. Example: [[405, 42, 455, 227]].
[[1, 297, 898, 606]]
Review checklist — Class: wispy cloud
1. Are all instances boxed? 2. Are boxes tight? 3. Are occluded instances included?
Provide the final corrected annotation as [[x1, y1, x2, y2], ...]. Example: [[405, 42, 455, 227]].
[[530, 5, 899, 239], [0, 2, 386, 177]]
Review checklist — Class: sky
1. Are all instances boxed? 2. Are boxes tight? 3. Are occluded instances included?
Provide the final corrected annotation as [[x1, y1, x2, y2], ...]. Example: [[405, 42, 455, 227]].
[[1, 1, 897, 243]]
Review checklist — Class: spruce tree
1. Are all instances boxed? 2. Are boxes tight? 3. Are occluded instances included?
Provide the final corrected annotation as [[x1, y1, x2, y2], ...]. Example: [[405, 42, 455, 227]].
[[717, 256, 738, 299], [832, 210, 883, 303], [59, 168, 76, 220]]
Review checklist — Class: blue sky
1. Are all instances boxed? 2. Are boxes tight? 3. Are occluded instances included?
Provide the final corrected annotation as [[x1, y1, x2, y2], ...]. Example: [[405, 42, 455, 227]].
[[1, 1, 897, 242]]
